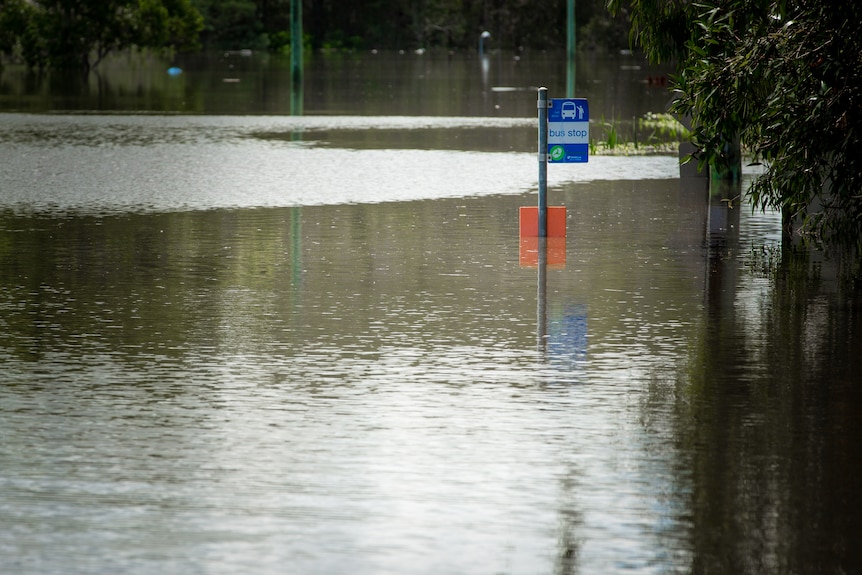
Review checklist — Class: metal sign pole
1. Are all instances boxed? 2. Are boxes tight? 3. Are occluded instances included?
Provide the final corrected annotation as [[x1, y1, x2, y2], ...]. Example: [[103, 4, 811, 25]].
[[537, 234, 548, 353], [537, 87, 549, 238]]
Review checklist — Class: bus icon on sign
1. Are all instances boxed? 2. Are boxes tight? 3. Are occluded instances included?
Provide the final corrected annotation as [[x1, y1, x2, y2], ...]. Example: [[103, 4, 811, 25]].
[[561, 101, 577, 119]]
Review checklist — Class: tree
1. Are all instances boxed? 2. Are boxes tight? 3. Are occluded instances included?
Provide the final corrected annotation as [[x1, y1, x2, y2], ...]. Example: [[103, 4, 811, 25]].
[[136, 0, 205, 52], [193, 0, 266, 50], [0, 0, 42, 67], [0, 0, 21, 56], [611, 0, 862, 244], [4, 0, 203, 71]]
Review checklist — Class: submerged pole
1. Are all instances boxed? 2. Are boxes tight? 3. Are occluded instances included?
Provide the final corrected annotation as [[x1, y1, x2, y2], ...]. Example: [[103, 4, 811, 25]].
[[537, 236, 548, 353], [479, 31, 491, 58], [537, 87, 549, 237]]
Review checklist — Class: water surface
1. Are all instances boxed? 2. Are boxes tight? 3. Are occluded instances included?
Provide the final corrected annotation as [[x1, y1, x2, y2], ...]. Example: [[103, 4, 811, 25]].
[[1, 53, 861, 575]]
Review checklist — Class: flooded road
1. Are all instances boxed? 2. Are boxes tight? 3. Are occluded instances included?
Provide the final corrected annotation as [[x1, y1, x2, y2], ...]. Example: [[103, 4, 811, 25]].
[[0, 113, 678, 213], [2, 52, 861, 574]]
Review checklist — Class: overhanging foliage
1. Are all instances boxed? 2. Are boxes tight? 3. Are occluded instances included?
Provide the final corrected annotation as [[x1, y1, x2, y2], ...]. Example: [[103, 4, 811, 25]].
[[612, 0, 862, 244]]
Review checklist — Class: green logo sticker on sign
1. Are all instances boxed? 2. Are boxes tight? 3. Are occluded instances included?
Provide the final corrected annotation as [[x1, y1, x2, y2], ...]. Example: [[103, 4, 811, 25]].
[[549, 145, 566, 162]]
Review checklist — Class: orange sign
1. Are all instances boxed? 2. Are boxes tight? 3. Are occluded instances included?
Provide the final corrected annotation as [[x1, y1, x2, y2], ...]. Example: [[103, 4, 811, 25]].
[[519, 206, 566, 267], [519, 206, 566, 237], [519, 236, 566, 268]]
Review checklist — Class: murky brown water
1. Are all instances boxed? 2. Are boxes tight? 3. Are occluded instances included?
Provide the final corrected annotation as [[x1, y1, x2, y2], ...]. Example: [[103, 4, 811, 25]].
[[1, 52, 861, 574]]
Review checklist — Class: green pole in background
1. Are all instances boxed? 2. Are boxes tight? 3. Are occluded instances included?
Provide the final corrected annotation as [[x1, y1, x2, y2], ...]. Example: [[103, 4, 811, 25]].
[[566, 0, 575, 97], [290, 0, 303, 115]]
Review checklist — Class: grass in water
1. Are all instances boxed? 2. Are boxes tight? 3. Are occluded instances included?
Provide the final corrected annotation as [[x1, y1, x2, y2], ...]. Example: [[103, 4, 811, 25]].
[[590, 113, 689, 156]]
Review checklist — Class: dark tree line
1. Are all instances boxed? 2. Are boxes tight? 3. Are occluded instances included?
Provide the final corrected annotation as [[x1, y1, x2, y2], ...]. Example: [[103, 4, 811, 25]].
[[180, 0, 627, 53], [0, 0, 203, 71], [0, 0, 628, 70]]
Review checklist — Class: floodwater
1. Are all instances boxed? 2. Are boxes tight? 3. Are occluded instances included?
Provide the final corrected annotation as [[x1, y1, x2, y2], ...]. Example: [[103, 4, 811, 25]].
[[1, 52, 861, 575]]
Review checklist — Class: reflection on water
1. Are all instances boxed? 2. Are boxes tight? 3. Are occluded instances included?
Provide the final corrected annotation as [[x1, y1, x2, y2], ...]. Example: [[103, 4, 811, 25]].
[[0, 51, 673, 121], [1, 56, 861, 573], [2, 173, 860, 573]]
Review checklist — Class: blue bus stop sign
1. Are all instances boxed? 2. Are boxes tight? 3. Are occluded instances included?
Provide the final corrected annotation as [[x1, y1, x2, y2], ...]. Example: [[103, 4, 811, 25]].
[[548, 98, 589, 163]]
